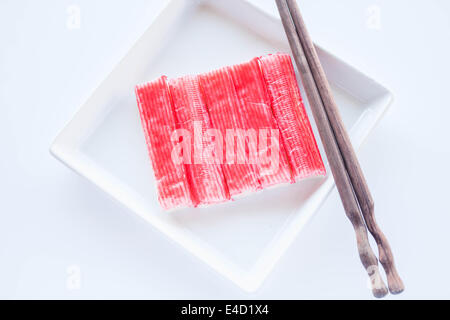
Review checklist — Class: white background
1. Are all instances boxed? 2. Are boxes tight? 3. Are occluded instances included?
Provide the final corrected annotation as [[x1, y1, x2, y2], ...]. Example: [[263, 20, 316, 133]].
[[1, 0, 449, 299]]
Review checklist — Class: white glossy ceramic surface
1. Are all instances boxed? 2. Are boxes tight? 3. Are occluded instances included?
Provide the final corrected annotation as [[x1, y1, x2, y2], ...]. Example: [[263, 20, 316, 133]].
[[50, 0, 392, 292]]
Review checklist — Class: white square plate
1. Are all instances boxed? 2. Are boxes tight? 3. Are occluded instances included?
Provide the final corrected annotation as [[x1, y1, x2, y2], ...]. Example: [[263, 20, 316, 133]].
[[50, 0, 393, 292]]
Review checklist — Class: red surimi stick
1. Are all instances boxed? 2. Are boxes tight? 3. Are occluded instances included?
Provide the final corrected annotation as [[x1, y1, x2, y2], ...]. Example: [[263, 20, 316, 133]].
[[258, 54, 325, 180], [169, 75, 229, 205], [135, 76, 194, 210], [228, 58, 292, 187], [199, 68, 261, 197]]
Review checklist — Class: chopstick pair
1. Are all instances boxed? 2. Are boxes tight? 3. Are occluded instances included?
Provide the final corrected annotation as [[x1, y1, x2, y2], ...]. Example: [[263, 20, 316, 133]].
[[275, 0, 404, 297]]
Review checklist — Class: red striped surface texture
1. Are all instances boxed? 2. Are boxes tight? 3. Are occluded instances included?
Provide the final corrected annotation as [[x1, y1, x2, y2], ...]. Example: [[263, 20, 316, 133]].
[[135, 53, 325, 211]]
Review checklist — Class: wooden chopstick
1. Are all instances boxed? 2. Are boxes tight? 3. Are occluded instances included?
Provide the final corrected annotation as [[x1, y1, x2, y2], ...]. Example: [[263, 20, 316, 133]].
[[284, 0, 404, 295], [275, 0, 388, 298]]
